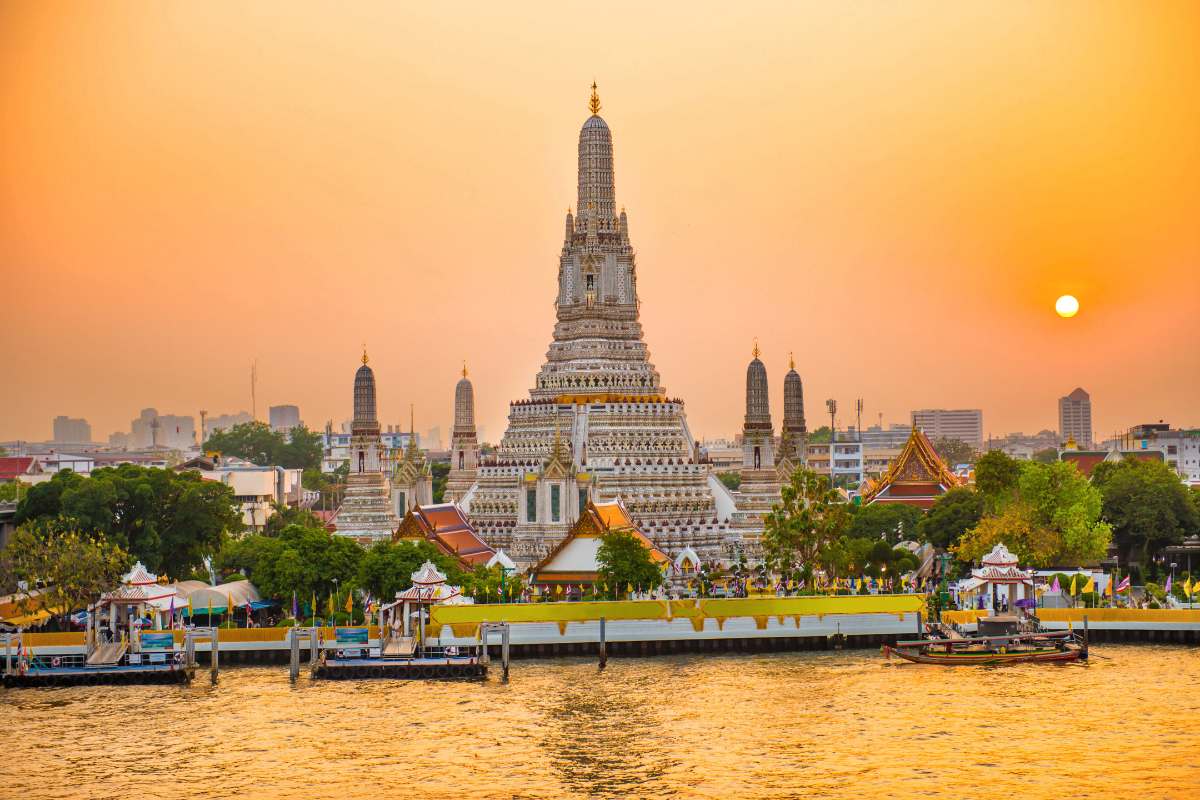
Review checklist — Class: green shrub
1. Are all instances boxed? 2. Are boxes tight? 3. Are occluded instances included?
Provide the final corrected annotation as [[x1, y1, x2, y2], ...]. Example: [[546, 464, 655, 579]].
[[275, 618, 297, 627], [221, 573, 247, 583], [864, 564, 881, 579], [187, 571, 211, 584], [1148, 601, 1161, 609], [869, 541, 894, 563], [1078, 592, 1100, 606], [217, 621, 238, 629]]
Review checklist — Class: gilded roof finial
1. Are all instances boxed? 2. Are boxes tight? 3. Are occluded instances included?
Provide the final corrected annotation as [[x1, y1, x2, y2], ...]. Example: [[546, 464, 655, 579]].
[[589, 81, 602, 116], [789, 351, 795, 371], [462, 360, 468, 378], [362, 344, 369, 365], [752, 337, 760, 360]]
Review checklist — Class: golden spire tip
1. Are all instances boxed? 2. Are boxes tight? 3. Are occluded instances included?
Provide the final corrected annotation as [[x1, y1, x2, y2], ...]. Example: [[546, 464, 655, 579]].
[[462, 359, 468, 378], [589, 81, 602, 116], [752, 337, 760, 360], [789, 351, 795, 371], [361, 344, 369, 365]]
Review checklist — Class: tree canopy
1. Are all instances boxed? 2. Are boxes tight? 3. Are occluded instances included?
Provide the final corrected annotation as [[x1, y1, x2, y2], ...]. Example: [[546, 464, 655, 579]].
[[356, 539, 465, 600], [919, 487, 984, 550], [15, 466, 243, 580], [1091, 457, 1199, 560], [596, 529, 664, 597], [214, 525, 363, 601], [930, 437, 978, 468], [807, 426, 832, 444], [203, 421, 323, 471], [762, 468, 851, 581], [716, 471, 741, 491], [844, 502, 923, 543], [956, 460, 1110, 568], [0, 520, 131, 620], [974, 450, 1022, 506]]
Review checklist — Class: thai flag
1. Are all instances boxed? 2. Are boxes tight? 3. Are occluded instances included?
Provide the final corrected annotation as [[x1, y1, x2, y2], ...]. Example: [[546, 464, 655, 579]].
[[1117, 576, 1130, 592]]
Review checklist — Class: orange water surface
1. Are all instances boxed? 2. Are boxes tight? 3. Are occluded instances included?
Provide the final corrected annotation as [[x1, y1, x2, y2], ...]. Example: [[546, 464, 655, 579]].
[[4, 645, 1198, 798]]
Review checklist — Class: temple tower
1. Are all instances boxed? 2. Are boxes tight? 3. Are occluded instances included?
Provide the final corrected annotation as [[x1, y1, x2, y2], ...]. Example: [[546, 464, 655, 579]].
[[332, 348, 399, 543], [393, 404, 433, 516], [777, 353, 807, 477], [731, 341, 782, 547], [446, 361, 479, 502], [742, 341, 774, 470], [461, 85, 730, 568]]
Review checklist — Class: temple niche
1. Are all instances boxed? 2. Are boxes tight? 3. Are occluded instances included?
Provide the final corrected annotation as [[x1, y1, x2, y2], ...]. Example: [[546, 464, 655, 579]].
[[332, 348, 399, 544]]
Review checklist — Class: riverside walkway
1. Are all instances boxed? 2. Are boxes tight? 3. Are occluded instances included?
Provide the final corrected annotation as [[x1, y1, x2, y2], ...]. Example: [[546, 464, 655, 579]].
[[10, 599, 1200, 666]]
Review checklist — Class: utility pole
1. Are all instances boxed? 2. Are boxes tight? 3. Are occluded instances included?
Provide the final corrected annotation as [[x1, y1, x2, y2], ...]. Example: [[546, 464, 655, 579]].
[[826, 399, 837, 440]]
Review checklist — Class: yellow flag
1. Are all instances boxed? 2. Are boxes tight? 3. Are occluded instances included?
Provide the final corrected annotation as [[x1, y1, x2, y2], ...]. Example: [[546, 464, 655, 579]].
[[627, 583, 634, 594], [1186, 578, 1193, 597], [1104, 577, 1112, 596], [187, 594, 193, 616], [328, 593, 335, 617], [345, 592, 353, 613], [1070, 575, 1077, 596], [1083, 576, 1094, 594]]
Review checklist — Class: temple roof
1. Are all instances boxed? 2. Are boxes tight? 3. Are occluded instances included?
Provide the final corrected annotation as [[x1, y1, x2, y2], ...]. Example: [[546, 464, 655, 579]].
[[529, 499, 667, 581], [860, 425, 957, 505], [394, 503, 495, 566], [411, 561, 447, 587]]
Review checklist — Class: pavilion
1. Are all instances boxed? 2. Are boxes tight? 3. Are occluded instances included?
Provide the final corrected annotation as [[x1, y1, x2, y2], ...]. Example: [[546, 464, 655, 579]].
[[393, 503, 496, 567], [859, 425, 958, 509]]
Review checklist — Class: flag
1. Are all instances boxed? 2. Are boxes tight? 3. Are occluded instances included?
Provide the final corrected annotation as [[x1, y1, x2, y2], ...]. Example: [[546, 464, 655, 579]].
[[292, 593, 298, 620], [311, 592, 316, 621], [187, 594, 193, 618], [1104, 578, 1112, 596], [627, 583, 633, 595], [208, 594, 213, 620], [245, 600, 252, 622], [1186, 578, 1193, 598], [1117, 575, 1130, 592], [345, 592, 354, 613], [1083, 576, 1094, 594], [1165, 575, 1172, 593], [1051, 577, 1061, 594], [328, 593, 334, 617], [1069, 575, 1077, 596]]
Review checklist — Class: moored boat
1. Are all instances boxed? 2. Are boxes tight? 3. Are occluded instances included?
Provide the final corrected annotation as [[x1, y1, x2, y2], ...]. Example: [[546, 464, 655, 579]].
[[881, 628, 1087, 666]]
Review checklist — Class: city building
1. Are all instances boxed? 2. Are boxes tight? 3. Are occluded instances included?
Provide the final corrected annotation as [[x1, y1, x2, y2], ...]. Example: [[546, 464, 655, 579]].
[[458, 86, 732, 568], [175, 455, 311, 534], [1058, 435, 1166, 478], [829, 431, 865, 487], [331, 350, 399, 542], [860, 425, 959, 508], [203, 411, 254, 443], [425, 426, 443, 451], [0, 457, 46, 484], [910, 409, 983, 447], [52, 416, 92, 444], [699, 438, 742, 472], [985, 430, 1060, 455], [1077, 425, 1200, 485], [861, 423, 914, 449], [1058, 388, 1093, 448], [268, 405, 301, 432], [863, 448, 902, 478], [113, 408, 196, 452]]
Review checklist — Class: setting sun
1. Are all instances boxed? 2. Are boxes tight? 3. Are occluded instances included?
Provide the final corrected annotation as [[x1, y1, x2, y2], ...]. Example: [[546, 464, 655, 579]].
[[1056, 295, 1080, 317]]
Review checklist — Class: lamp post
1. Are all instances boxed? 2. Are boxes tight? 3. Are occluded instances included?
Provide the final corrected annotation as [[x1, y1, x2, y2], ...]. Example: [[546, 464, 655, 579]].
[[1171, 562, 1177, 607]]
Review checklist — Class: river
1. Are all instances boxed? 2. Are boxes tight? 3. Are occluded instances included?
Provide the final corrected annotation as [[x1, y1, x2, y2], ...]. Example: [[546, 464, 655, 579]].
[[4, 644, 1198, 798]]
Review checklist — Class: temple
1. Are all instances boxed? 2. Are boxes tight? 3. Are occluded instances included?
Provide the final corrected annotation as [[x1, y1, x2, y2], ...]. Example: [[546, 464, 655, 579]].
[[332, 348, 400, 542], [459, 84, 735, 568], [859, 424, 958, 508], [445, 362, 479, 502], [393, 503, 495, 567], [392, 405, 433, 517], [728, 342, 784, 554]]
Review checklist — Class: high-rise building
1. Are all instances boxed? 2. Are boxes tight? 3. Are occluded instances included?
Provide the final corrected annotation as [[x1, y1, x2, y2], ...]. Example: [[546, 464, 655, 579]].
[[425, 426, 443, 451], [204, 411, 253, 441], [269, 405, 301, 431], [910, 409, 983, 447], [460, 85, 731, 567], [52, 416, 92, 444], [1057, 389, 1092, 448], [127, 409, 195, 451]]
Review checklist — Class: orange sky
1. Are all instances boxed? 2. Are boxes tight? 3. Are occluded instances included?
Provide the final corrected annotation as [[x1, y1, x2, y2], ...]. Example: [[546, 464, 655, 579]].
[[2, 1, 1198, 446]]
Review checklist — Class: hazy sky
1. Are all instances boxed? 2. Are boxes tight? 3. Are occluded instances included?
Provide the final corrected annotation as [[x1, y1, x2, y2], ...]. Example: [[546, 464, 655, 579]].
[[2, 2, 1198, 446]]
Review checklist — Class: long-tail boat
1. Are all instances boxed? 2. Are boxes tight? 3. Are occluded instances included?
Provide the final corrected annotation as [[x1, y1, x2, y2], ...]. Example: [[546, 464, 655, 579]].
[[880, 622, 1088, 666]]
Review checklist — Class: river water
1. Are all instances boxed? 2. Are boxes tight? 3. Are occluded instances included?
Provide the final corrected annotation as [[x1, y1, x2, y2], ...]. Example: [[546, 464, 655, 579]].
[[5, 644, 1198, 799]]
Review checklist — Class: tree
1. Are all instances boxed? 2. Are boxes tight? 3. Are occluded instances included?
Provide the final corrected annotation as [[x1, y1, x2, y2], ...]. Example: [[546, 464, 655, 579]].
[[0, 478, 29, 503], [431, 463, 451, 503], [264, 501, 325, 536], [596, 529, 664, 597], [15, 466, 243, 580], [1032, 447, 1058, 464], [458, 564, 525, 604], [930, 437, 978, 468], [203, 421, 322, 471], [920, 487, 984, 549], [231, 525, 365, 602], [356, 539, 465, 600], [0, 519, 131, 620], [1091, 457, 1200, 561], [956, 460, 1110, 568], [762, 468, 851, 582], [807, 426, 832, 444], [716, 471, 741, 491], [974, 450, 1022, 506], [844, 502, 924, 543]]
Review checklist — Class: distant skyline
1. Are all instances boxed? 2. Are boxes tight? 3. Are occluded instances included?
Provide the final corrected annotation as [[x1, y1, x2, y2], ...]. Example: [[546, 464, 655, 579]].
[[2, 2, 1198, 445]]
